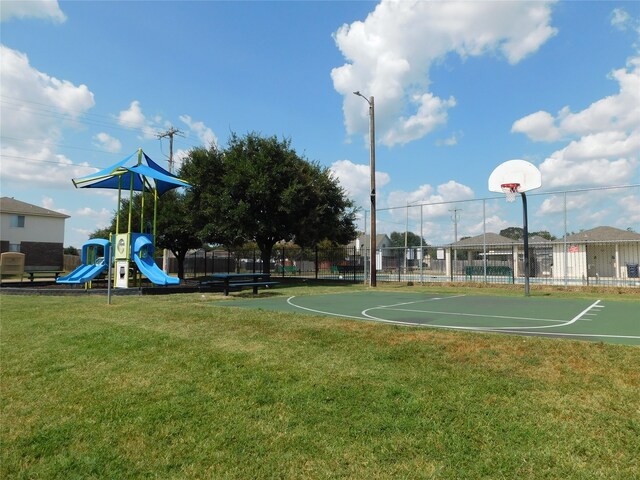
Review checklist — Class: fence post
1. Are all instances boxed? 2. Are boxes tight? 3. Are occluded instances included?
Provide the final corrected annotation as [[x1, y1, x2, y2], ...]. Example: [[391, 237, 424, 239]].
[[252, 250, 256, 274], [511, 245, 515, 284], [350, 246, 355, 282], [282, 247, 285, 278], [193, 250, 197, 278], [315, 246, 319, 280]]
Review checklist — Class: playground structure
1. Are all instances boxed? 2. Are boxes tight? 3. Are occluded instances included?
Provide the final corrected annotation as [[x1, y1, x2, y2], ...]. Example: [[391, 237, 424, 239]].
[[57, 238, 110, 285], [57, 149, 189, 288]]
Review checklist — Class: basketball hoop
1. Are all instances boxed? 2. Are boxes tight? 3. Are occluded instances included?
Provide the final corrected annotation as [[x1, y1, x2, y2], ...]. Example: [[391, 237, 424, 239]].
[[501, 183, 520, 203]]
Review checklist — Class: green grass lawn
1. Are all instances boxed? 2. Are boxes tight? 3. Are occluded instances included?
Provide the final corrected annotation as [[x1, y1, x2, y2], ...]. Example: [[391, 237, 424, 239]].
[[2, 285, 639, 479]]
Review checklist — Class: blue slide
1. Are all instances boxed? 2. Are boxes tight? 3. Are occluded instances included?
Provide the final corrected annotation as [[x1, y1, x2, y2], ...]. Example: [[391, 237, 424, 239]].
[[57, 238, 110, 285], [57, 262, 107, 284], [132, 235, 179, 286]]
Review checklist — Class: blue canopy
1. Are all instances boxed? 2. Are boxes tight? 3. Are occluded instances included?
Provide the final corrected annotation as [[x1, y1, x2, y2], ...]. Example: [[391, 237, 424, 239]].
[[73, 150, 190, 195]]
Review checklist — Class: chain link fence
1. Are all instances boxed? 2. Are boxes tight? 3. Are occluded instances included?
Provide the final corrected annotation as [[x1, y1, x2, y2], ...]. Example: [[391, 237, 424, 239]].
[[168, 185, 639, 288]]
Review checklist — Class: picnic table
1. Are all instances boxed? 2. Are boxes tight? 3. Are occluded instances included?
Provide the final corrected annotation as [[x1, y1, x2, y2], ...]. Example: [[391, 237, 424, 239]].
[[205, 273, 279, 296], [24, 269, 65, 282]]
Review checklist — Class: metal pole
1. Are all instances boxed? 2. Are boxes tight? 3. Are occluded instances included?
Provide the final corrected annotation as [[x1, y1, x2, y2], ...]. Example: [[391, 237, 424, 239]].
[[404, 201, 409, 275], [363, 209, 368, 285], [522, 192, 531, 296], [483, 200, 487, 280], [107, 239, 113, 305], [419, 204, 423, 283], [354, 91, 376, 287], [450, 208, 461, 280], [369, 96, 377, 287], [563, 191, 568, 286]]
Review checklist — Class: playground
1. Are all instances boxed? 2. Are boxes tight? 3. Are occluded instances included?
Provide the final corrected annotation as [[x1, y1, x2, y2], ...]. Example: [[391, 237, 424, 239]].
[[55, 149, 187, 290]]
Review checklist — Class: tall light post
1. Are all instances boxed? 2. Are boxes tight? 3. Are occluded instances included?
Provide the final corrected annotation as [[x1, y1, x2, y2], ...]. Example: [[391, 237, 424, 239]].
[[354, 91, 376, 287]]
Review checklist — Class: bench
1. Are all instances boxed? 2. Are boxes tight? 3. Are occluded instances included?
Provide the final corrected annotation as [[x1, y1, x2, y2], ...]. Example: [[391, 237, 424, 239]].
[[464, 266, 512, 279], [275, 265, 300, 275], [203, 273, 280, 296], [24, 268, 65, 282], [336, 265, 365, 275]]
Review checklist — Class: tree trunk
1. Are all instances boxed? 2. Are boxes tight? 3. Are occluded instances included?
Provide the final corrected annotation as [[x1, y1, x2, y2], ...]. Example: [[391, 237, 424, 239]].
[[175, 251, 187, 279], [259, 243, 273, 274]]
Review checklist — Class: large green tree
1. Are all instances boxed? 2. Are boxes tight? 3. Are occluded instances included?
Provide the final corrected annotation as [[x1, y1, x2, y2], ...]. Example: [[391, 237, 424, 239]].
[[389, 231, 426, 249], [500, 227, 556, 241], [180, 133, 358, 273]]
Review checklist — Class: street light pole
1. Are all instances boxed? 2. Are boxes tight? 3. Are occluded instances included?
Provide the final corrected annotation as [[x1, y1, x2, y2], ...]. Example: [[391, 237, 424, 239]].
[[354, 91, 376, 287]]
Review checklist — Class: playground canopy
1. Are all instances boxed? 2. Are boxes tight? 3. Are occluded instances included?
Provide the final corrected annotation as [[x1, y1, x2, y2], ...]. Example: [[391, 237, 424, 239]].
[[72, 149, 189, 194], [71, 149, 190, 237]]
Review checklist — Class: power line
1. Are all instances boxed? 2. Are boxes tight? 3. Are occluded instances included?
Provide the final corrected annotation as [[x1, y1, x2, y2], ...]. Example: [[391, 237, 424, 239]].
[[0, 94, 200, 145], [0, 135, 122, 157], [0, 153, 101, 169]]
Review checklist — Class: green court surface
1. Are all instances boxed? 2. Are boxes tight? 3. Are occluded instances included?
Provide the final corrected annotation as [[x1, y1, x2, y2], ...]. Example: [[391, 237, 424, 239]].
[[220, 291, 640, 346]]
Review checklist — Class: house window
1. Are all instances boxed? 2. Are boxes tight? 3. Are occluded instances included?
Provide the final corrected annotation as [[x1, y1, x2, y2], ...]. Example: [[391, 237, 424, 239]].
[[11, 215, 25, 228], [9, 243, 21, 252]]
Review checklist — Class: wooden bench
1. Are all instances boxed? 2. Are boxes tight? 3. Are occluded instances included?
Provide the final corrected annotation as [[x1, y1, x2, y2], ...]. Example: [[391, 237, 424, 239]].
[[24, 268, 65, 282], [204, 273, 280, 296]]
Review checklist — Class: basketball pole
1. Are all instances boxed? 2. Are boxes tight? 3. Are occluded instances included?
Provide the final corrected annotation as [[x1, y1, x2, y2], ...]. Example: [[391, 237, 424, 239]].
[[521, 192, 531, 296]]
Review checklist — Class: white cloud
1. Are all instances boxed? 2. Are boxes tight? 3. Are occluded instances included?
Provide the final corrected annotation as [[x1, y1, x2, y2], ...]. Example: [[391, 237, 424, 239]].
[[537, 193, 591, 215], [0, 45, 96, 188], [332, 0, 556, 146], [117, 100, 157, 139], [93, 132, 122, 153], [436, 131, 462, 147], [511, 111, 562, 142], [329, 159, 391, 208], [611, 8, 631, 30], [0, 0, 66, 23], [76, 206, 110, 218], [387, 180, 475, 219], [42, 196, 70, 215], [0, 145, 94, 188], [179, 114, 217, 147], [618, 194, 640, 225], [514, 54, 640, 188], [611, 8, 640, 36]]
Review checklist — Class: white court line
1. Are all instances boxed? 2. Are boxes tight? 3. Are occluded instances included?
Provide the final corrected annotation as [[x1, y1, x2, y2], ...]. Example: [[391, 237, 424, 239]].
[[285, 297, 637, 340], [376, 308, 563, 324]]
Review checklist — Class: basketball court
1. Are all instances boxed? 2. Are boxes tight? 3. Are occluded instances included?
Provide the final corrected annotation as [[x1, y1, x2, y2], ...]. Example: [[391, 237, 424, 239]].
[[220, 291, 640, 345]]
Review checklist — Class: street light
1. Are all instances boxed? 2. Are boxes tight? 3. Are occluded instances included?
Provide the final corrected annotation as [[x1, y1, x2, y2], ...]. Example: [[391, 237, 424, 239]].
[[354, 91, 376, 287]]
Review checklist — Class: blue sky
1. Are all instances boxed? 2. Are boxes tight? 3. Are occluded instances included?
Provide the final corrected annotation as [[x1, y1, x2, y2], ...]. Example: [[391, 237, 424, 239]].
[[1, 0, 639, 247]]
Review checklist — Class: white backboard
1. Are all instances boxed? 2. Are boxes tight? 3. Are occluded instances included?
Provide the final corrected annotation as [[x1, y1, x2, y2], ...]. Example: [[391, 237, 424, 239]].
[[488, 159, 542, 193]]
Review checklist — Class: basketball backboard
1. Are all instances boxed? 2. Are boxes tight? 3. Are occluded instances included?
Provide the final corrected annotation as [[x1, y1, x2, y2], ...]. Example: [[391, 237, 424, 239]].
[[488, 159, 542, 194]]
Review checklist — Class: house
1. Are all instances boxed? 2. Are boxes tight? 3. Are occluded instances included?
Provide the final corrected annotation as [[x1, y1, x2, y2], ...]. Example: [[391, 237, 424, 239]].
[[347, 234, 393, 256], [0, 197, 70, 269], [552, 226, 640, 280], [448, 233, 516, 276], [448, 233, 556, 277], [346, 234, 393, 270]]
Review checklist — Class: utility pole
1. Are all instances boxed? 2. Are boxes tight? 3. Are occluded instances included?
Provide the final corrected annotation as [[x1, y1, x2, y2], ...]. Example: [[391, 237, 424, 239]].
[[157, 126, 184, 273], [157, 126, 184, 174], [353, 91, 376, 287]]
